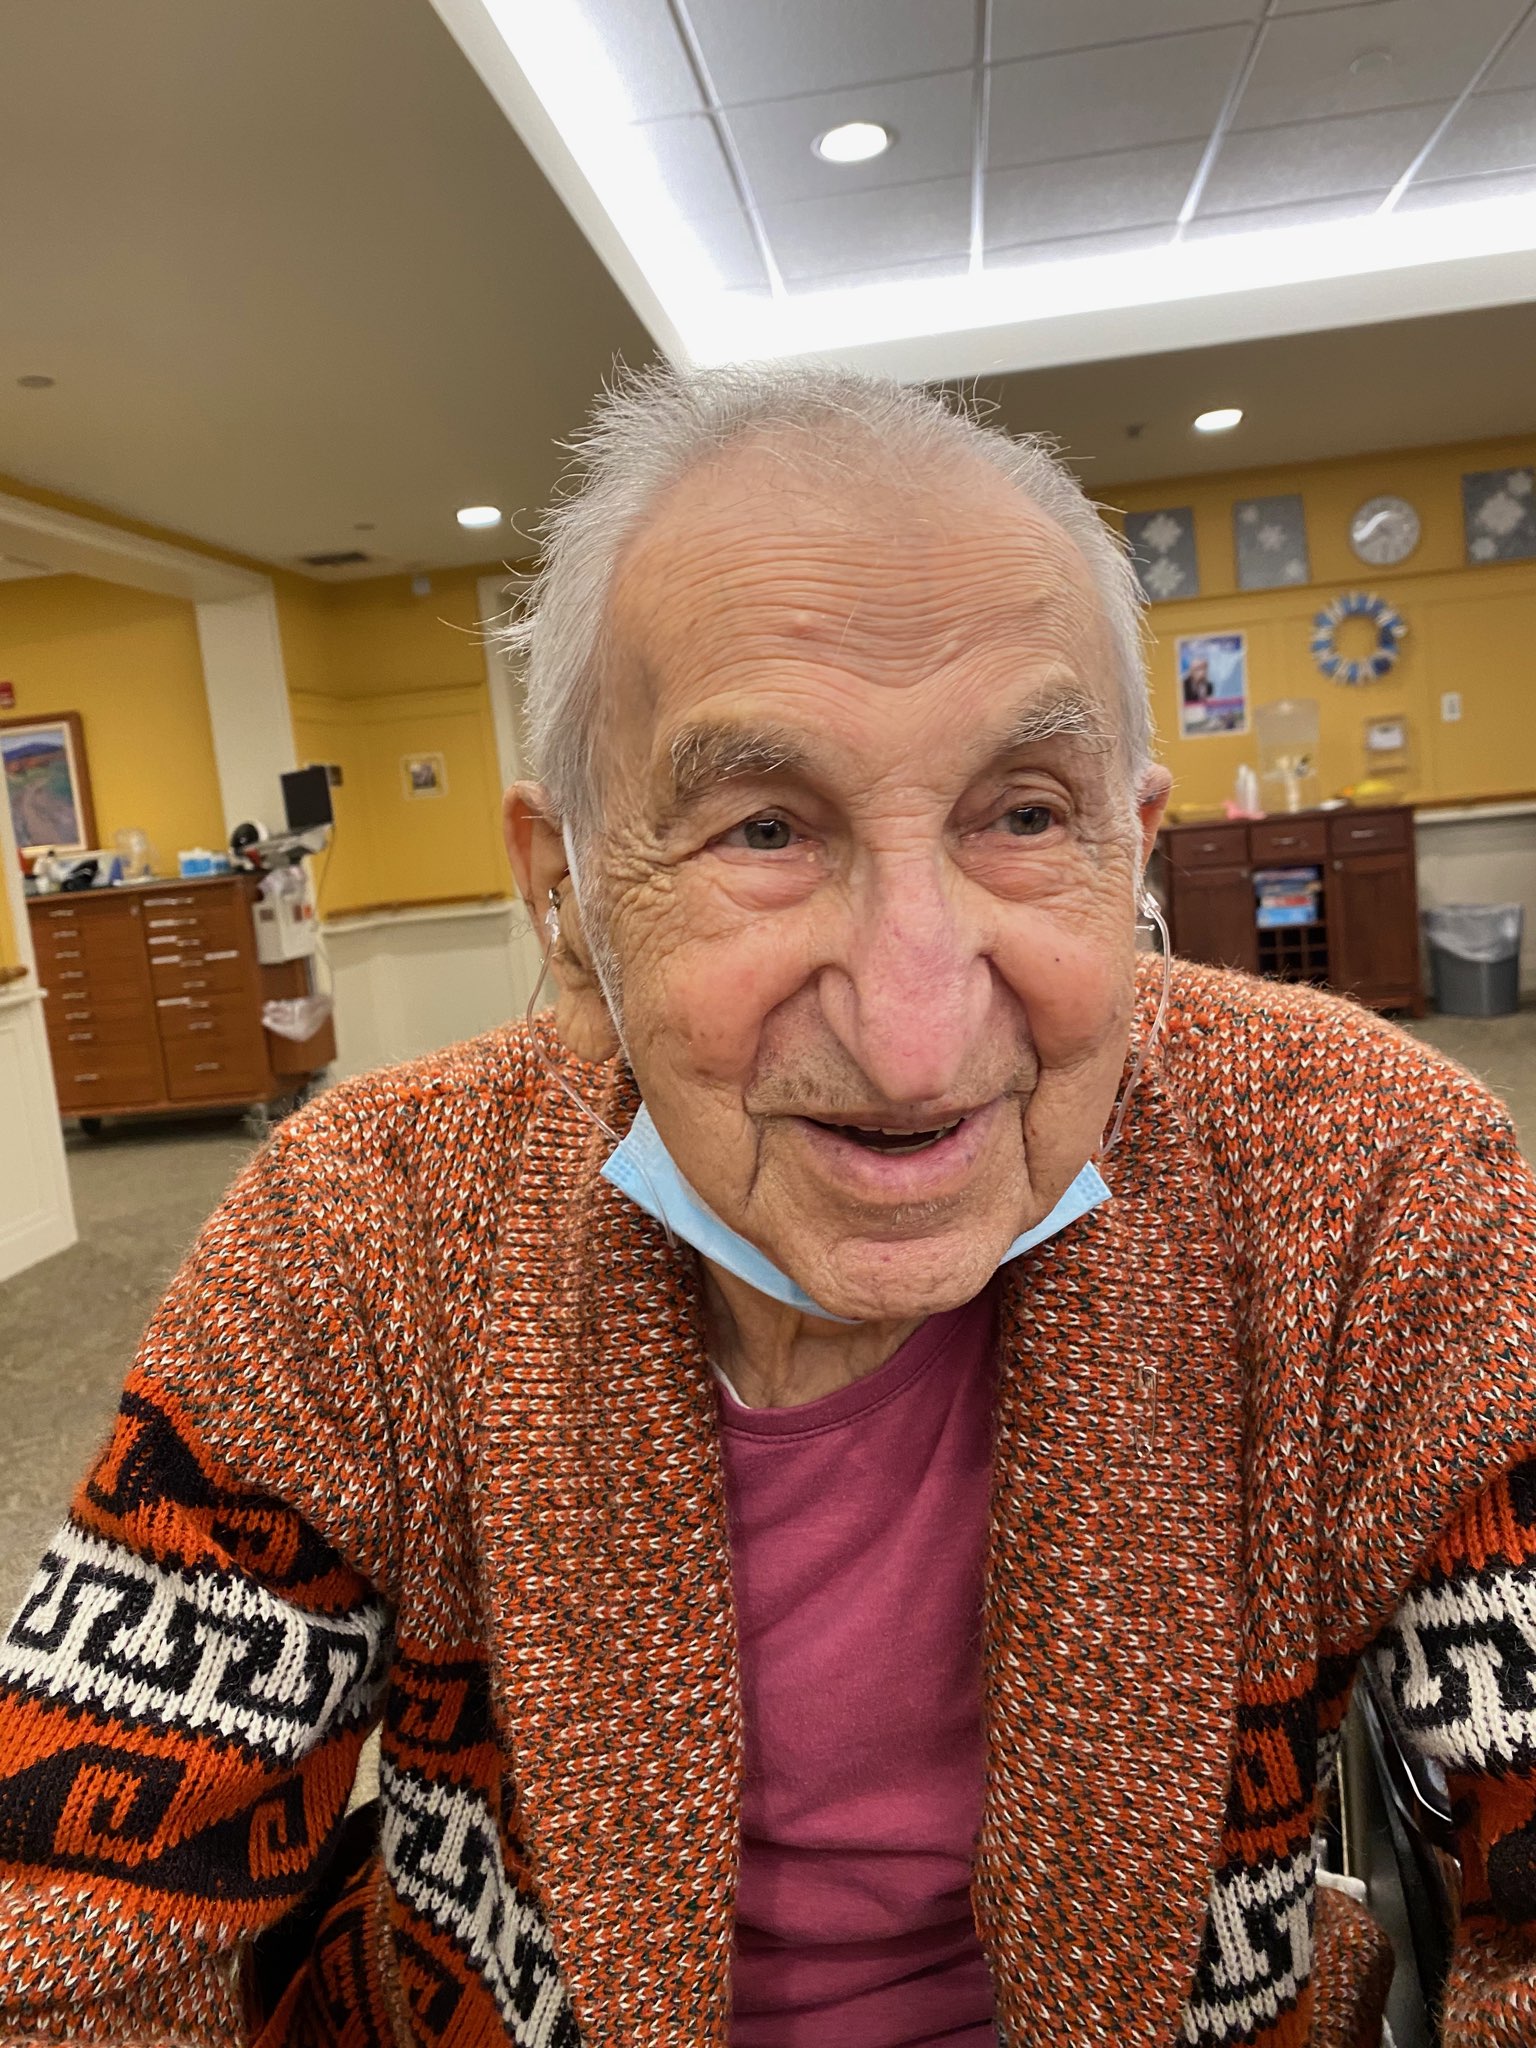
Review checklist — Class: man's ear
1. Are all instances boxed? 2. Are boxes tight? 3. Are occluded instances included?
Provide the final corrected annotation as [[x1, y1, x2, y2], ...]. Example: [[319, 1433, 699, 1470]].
[[503, 783, 621, 1062], [1135, 763, 1173, 870]]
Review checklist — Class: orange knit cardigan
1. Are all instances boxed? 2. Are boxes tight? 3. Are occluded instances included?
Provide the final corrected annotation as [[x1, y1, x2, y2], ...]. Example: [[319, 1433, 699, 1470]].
[[4, 959, 1536, 2048]]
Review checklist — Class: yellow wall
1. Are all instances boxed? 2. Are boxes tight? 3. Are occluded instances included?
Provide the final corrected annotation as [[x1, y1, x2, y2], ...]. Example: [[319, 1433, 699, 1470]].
[[1114, 434, 1536, 815], [0, 575, 225, 873], [278, 567, 516, 917]]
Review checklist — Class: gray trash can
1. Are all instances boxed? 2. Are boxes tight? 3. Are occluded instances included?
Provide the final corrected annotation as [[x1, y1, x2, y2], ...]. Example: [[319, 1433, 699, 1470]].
[[1423, 903, 1524, 1016]]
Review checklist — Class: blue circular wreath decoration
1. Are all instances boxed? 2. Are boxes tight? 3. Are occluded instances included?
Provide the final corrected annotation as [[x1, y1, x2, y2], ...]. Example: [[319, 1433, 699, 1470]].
[[1310, 590, 1407, 685]]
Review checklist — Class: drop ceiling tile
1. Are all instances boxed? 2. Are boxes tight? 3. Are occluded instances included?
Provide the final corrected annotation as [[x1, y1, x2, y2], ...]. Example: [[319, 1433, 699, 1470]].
[[577, 0, 703, 121], [1397, 162, 1536, 208], [988, 26, 1252, 169], [1232, 0, 1526, 129], [724, 69, 974, 205], [987, 140, 1202, 247], [1424, 86, 1536, 176], [1486, 9, 1536, 89], [1199, 101, 1446, 211], [634, 111, 742, 218], [686, 0, 975, 106], [1182, 189, 1391, 237], [760, 176, 971, 281], [987, 222, 1178, 267], [991, 0, 1260, 65]]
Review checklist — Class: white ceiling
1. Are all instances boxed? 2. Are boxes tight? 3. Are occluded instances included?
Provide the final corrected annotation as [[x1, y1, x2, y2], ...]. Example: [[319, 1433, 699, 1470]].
[[441, 0, 1536, 373], [0, 0, 1533, 577], [0, 0, 654, 578]]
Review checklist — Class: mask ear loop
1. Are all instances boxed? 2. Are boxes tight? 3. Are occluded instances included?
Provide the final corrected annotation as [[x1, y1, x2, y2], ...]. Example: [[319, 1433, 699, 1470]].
[[523, 881, 678, 1247], [1101, 887, 1173, 1155]]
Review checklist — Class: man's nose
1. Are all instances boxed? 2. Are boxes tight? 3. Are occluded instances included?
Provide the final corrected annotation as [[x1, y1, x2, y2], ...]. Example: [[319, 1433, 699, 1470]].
[[815, 858, 994, 1106]]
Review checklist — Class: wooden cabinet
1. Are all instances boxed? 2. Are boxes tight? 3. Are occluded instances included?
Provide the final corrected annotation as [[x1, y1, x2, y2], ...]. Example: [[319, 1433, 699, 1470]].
[[27, 874, 336, 1124], [1158, 805, 1423, 1015]]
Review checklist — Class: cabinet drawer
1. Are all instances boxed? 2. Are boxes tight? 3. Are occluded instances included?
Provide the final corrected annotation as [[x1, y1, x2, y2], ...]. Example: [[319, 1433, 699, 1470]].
[[156, 995, 258, 1044], [144, 905, 246, 951], [162, 1038, 265, 1102], [149, 953, 250, 998], [53, 1044, 163, 1111], [1329, 809, 1408, 855], [1166, 824, 1250, 870], [46, 992, 148, 1032], [48, 1007, 158, 1053], [1249, 818, 1327, 863]]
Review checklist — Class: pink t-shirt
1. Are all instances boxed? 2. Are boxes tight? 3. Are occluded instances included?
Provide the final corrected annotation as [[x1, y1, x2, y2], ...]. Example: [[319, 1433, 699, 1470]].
[[718, 1285, 999, 2047]]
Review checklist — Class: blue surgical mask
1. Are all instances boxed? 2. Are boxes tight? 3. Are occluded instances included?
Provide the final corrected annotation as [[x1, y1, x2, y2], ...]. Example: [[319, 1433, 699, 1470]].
[[601, 1101, 1110, 1323]]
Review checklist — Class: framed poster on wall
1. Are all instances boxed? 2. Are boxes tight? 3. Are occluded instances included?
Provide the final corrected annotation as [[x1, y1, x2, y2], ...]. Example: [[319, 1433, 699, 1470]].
[[1176, 633, 1249, 739], [0, 711, 97, 860]]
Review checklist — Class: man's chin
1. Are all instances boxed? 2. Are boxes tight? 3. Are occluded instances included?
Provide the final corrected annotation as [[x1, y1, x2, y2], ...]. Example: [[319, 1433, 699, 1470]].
[[786, 1226, 1013, 1325]]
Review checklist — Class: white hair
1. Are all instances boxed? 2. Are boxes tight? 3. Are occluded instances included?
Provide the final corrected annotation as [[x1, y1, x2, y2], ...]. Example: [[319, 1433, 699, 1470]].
[[508, 359, 1151, 851]]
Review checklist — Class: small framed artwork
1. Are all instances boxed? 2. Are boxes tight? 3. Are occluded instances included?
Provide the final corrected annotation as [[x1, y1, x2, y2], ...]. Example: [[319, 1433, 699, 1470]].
[[401, 751, 447, 799], [1233, 493, 1310, 590], [0, 711, 98, 859], [1176, 632, 1249, 739]]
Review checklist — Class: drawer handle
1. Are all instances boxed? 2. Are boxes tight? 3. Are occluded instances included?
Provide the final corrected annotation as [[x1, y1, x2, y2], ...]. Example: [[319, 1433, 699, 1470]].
[[192, 1060, 221, 1073], [148, 916, 198, 928], [156, 996, 192, 1008], [45, 908, 79, 921], [59, 970, 86, 982], [66, 1031, 95, 1042], [204, 949, 238, 961], [144, 896, 193, 908], [188, 1021, 215, 1032], [1346, 826, 1378, 840], [184, 978, 209, 989], [63, 1010, 89, 1022], [1271, 835, 1299, 847], [73, 1071, 100, 1083], [52, 946, 82, 958]]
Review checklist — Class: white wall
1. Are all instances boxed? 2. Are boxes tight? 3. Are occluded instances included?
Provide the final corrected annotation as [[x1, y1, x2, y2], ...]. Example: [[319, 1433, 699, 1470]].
[[194, 587, 298, 838]]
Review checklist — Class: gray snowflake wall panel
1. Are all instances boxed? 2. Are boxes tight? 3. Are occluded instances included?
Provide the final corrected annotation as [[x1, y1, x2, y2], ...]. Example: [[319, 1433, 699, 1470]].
[[1462, 467, 1536, 564], [1125, 507, 1199, 604], [1234, 494, 1311, 591]]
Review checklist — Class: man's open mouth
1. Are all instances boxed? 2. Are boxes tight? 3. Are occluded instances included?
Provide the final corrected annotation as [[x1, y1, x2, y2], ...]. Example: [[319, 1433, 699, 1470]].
[[806, 1118, 965, 1155]]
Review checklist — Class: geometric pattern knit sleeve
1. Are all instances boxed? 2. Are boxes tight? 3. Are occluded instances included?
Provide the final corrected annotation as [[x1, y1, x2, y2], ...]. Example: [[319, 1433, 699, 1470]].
[[1368, 1457, 1536, 2045], [0, 1369, 393, 2044]]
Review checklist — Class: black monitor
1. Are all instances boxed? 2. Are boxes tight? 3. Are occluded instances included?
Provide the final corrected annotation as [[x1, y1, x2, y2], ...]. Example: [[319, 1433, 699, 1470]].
[[281, 764, 334, 833]]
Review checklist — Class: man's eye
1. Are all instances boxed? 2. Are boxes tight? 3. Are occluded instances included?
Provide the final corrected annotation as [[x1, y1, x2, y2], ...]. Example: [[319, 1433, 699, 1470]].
[[998, 805, 1056, 837], [736, 815, 793, 851]]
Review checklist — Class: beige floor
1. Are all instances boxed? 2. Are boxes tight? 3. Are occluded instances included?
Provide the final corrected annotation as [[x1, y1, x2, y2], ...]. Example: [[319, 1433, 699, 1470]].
[[2, 1002, 1535, 1623]]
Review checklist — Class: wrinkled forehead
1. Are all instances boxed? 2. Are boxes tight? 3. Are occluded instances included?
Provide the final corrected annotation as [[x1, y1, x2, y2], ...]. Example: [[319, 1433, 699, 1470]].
[[604, 438, 1111, 717]]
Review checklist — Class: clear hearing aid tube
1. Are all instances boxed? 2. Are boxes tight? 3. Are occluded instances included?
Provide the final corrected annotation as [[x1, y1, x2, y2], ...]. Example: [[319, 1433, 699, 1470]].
[[1102, 887, 1173, 1155]]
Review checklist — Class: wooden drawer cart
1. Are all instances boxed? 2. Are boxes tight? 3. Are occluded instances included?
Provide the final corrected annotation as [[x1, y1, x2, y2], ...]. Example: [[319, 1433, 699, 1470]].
[[27, 873, 336, 1128], [1156, 805, 1424, 1016]]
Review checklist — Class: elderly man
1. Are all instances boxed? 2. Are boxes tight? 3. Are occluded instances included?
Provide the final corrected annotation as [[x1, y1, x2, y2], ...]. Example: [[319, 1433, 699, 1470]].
[[3, 363, 1536, 2048]]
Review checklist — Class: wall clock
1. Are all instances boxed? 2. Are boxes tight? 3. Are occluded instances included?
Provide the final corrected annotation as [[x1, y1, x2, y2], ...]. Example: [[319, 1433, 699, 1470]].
[[1349, 495, 1420, 566]]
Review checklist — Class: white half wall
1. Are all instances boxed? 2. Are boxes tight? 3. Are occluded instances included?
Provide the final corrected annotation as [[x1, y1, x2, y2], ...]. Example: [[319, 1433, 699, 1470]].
[[194, 587, 298, 838], [320, 899, 544, 1080], [1416, 803, 1536, 994], [0, 783, 75, 1281]]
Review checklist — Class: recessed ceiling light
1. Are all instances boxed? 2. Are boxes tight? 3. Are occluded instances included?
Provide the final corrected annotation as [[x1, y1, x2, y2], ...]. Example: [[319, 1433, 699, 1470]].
[[16, 374, 54, 389], [1193, 407, 1244, 434], [813, 121, 892, 165], [456, 505, 502, 529]]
